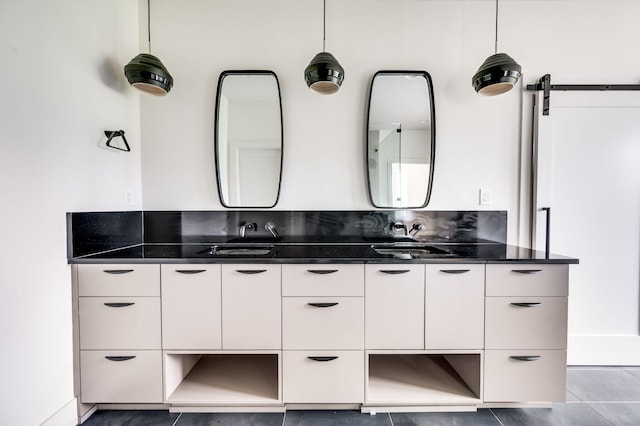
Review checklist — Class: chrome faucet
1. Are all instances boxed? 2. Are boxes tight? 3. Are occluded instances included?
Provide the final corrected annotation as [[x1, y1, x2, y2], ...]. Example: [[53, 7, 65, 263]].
[[390, 221, 409, 237], [410, 222, 425, 238], [265, 222, 279, 238], [239, 222, 257, 238]]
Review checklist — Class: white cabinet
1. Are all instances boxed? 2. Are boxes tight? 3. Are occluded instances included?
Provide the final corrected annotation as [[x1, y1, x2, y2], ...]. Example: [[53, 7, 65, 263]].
[[161, 265, 221, 350], [283, 351, 364, 403], [484, 264, 569, 403], [365, 265, 424, 350], [282, 264, 364, 404], [73, 260, 570, 411], [283, 297, 364, 350], [79, 297, 161, 349], [222, 264, 281, 350], [282, 264, 364, 296], [80, 350, 163, 403], [425, 265, 484, 349], [77, 264, 162, 404]]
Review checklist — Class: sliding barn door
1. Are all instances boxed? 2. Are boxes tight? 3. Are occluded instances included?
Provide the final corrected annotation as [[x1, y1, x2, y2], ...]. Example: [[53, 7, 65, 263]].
[[532, 91, 640, 365]]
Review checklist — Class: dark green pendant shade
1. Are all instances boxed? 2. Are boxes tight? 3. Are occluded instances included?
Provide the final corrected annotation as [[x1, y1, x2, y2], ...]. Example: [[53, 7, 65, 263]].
[[304, 51, 344, 95], [472, 53, 521, 96], [124, 53, 173, 96]]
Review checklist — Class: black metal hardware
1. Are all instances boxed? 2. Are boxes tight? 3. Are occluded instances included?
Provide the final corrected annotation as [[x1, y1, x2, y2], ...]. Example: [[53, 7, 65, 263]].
[[510, 302, 542, 307], [512, 269, 543, 274], [510, 355, 542, 362], [380, 270, 410, 274], [526, 74, 640, 116], [105, 355, 136, 362], [103, 269, 134, 274], [104, 130, 131, 152], [307, 302, 339, 308], [104, 302, 135, 308], [307, 356, 338, 362], [541, 207, 551, 259], [176, 269, 206, 274], [440, 269, 471, 274], [236, 270, 267, 274], [307, 270, 338, 274]]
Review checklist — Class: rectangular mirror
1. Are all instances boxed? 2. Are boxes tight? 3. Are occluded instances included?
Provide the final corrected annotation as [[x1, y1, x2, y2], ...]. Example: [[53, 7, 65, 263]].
[[215, 71, 283, 208], [366, 71, 435, 208]]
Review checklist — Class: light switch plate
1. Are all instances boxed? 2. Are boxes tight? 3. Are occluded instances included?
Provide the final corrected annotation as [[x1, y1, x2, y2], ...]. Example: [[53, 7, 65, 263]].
[[480, 188, 492, 206]]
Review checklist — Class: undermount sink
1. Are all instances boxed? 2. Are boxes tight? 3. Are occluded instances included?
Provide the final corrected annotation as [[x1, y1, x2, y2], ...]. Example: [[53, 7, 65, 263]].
[[371, 244, 454, 259], [197, 245, 275, 256]]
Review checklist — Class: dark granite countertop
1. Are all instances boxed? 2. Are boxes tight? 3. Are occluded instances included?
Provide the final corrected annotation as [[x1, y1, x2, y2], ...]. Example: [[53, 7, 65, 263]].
[[68, 242, 578, 265]]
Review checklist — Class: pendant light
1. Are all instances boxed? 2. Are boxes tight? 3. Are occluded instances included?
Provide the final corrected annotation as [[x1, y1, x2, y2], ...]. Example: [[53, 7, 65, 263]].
[[124, 0, 173, 96], [472, 0, 521, 96], [304, 0, 344, 95]]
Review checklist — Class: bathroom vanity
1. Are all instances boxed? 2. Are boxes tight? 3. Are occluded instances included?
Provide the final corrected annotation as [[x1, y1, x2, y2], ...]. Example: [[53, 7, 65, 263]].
[[67, 210, 577, 422]]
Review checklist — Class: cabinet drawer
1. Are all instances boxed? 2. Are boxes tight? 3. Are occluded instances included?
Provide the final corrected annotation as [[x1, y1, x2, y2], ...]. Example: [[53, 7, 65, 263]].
[[161, 265, 222, 350], [283, 297, 364, 350], [80, 350, 162, 403], [484, 350, 567, 402], [222, 265, 281, 350], [426, 265, 485, 349], [282, 264, 364, 296], [485, 297, 568, 349], [79, 297, 161, 349], [78, 264, 160, 296], [486, 264, 568, 296], [365, 265, 424, 350], [283, 350, 364, 403]]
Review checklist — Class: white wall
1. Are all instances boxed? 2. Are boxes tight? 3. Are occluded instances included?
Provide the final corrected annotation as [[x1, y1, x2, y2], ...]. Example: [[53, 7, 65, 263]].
[[140, 0, 640, 245], [1, 1, 639, 423], [0, 1, 142, 424]]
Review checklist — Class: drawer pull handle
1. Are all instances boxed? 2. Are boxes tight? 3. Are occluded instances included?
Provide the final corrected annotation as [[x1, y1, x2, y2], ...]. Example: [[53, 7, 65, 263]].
[[510, 355, 542, 362], [176, 269, 206, 274], [512, 269, 543, 274], [307, 356, 338, 362], [380, 270, 410, 274], [236, 269, 267, 274], [440, 269, 471, 274], [103, 269, 134, 274], [511, 302, 542, 307], [307, 302, 339, 308], [105, 356, 136, 362], [104, 302, 134, 308], [307, 269, 338, 274]]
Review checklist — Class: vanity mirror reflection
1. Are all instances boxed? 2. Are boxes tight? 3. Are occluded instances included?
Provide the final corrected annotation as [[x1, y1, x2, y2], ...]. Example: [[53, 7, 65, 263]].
[[215, 71, 283, 208], [366, 71, 435, 208]]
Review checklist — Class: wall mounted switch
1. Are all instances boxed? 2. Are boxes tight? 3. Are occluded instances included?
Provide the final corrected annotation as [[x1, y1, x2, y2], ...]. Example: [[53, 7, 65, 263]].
[[479, 188, 492, 206]]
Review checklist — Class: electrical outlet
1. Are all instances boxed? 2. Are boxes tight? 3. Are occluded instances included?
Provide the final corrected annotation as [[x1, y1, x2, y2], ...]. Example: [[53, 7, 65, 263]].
[[124, 189, 133, 206], [479, 188, 492, 206]]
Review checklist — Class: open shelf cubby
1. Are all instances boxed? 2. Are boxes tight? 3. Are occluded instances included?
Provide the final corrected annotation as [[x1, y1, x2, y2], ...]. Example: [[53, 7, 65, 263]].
[[164, 352, 281, 406], [366, 352, 482, 406]]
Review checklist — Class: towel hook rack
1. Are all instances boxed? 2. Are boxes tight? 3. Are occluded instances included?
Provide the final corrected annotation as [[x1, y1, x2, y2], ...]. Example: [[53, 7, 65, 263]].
[[104, 130, 130, 152]]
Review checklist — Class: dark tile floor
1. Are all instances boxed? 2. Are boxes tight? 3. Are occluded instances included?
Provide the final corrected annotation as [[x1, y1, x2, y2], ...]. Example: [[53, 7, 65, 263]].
[[81, 367, 640, 425]]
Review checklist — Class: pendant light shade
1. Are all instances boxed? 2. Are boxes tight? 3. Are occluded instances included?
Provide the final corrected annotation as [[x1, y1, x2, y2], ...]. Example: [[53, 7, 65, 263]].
[[124, 53, 173, 96], [124, 0, 173, 96], [304, 52, 344, 95], [472, 0, 521, 96], [304, 0, 344, 95], [472, 53, 521, 96]]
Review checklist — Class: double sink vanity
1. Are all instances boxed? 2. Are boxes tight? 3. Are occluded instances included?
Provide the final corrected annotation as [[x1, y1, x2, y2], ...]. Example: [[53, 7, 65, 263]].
[[68, 210, 577, 421]]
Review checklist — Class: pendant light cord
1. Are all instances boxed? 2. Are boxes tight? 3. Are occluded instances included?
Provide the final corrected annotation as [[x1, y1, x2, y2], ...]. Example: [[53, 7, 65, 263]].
[[494, 0, 499, 54], [322, 0, 326, 52], [147, 0, 152, 54]]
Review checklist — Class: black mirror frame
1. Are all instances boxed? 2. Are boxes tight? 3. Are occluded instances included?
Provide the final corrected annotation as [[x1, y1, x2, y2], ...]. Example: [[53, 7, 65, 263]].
[[214, 70, 284, 208], [365, 70, 436, 209]]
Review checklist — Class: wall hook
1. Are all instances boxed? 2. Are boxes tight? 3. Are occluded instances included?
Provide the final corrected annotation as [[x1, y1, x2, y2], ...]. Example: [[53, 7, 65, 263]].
[[104, 130, 130, 152]]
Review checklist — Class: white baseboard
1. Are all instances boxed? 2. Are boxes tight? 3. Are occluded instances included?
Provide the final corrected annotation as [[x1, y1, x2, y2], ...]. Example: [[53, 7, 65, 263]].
[[40, 398, 77, 426], [568, 335, 640, 365]]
